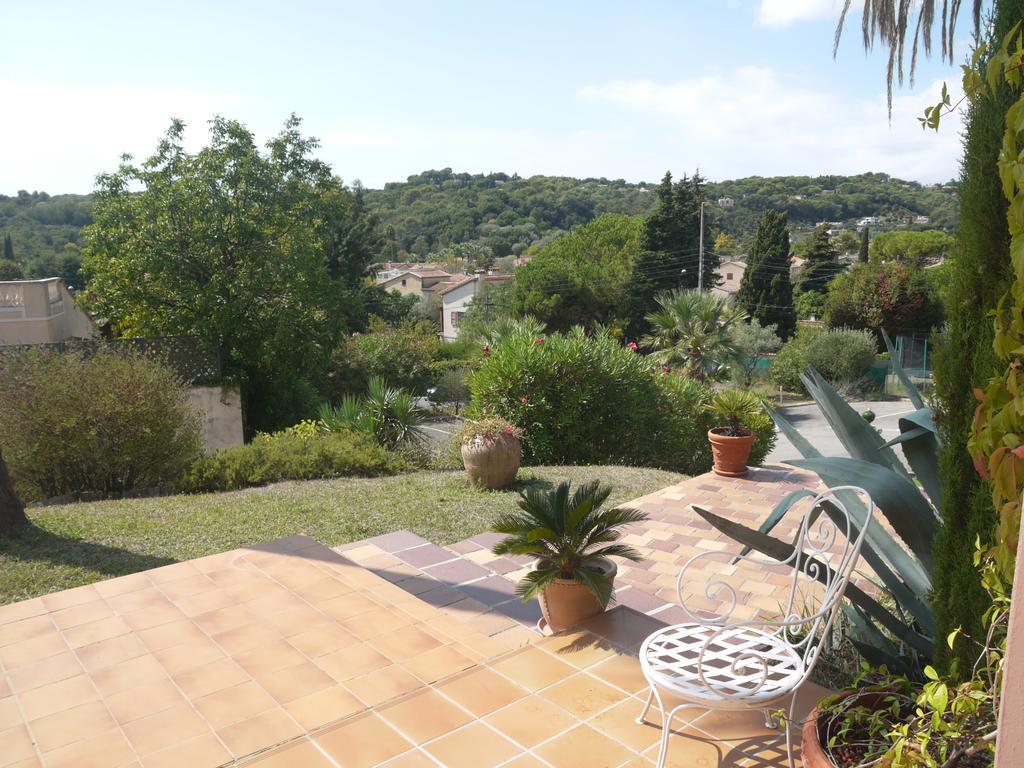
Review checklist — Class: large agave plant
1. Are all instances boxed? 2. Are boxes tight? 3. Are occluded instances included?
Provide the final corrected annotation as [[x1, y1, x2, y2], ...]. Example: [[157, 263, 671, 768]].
[[695, 331, 939, 675]]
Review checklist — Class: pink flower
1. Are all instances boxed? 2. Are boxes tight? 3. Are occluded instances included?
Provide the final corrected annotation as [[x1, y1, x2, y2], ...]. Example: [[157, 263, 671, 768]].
[[520, 396, 529, 404], [661, 365, 670, 375], [534, 337, 545, 345], [503, 426, 514, 435], [482, 344, 491, 356], [627, 341, 638, 352], [656, 406, 664, 413]]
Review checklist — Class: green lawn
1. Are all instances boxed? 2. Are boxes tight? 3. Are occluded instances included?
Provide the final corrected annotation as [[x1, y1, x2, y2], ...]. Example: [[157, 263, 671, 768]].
[[0, 465, 684, 605]]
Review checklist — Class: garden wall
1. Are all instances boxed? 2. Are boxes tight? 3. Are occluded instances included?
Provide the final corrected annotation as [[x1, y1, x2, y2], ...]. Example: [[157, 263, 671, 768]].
[[188, 385, 244, 452]]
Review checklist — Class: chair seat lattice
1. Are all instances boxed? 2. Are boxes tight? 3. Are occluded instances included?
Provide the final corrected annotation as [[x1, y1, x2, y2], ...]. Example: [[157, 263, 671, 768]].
[[640, 623, 804, 705]]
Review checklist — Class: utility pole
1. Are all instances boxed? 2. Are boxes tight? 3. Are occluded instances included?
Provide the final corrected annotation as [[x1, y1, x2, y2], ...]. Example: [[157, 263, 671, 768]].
[[697, 201, 705, 291]]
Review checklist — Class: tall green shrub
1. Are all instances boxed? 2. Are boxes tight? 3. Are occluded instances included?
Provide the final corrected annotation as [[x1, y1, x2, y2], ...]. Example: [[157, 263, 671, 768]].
[[328, 317, 441, 397], [931, 0, 1024, 675], [467, 325, 775, 472], [0, 350, 203, 500]]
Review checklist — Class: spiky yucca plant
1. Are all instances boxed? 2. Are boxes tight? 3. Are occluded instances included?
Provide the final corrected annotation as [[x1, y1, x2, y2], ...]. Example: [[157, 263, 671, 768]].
[[492, 480, 648, 608]]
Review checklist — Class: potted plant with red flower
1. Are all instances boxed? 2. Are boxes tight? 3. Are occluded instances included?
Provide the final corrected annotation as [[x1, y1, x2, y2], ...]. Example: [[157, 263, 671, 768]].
[[458, 417, 524, 490]]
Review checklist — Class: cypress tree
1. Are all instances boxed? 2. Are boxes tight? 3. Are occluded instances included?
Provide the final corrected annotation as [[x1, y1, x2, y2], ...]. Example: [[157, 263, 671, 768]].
[[625, 170, 715, 336], [795, 225, 841, 294], [737, 210, 796, 339], [859, 226, 870, 263], [930, 0, 1024, 676], [2, 234, 13, 262]]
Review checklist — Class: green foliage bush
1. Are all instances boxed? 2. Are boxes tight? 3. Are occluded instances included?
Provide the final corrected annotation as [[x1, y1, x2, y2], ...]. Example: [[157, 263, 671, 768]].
[[328, 317, 441, 397], [180, 429, 405, 493], [0, 350, 202, 501], [804, 328, 878, 386], [467, 325, 775, 473], [769, 326, 823, 393]]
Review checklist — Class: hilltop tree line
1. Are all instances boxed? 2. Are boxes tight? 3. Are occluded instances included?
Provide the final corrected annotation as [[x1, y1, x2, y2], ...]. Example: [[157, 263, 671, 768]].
[[1, 169, 957, 287]]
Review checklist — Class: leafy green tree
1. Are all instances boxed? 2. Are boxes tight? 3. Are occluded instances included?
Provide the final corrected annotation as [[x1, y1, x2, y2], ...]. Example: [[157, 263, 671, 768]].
[[859, 225, 870, 263], [824, 260, 944, 338], [82, 116, 376, 432], [869, 229, 954, 265], [641, 289, 746, 382], [833, 229, 860, 255], [794, 224, 842, 294], [736, 210, 796, 339], [0, 260, 22, 280], [731, 319, 782, 386], [794, 290, 827, 321], [457, 279, 515, 342], [714, 232, 738, 256], [511, 214, 642, 332]]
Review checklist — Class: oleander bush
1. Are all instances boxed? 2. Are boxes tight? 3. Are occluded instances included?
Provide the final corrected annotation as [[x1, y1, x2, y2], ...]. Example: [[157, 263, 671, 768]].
[[327, 317, 441, 397], [468, 323, 776, 472], [180, 428, 405, 493], [805, 328, 879, 388], [0, 349, 202, 501]]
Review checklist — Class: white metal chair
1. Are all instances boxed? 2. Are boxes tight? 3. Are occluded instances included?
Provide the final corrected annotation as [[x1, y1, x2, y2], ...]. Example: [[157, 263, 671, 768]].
[[637, 486, 874, 768]]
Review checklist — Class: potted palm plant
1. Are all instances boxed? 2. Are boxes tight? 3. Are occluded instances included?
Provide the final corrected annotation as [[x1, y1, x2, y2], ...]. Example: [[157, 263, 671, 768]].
[[492, 480, 647, 632], [458, 418, 523, 490], [705, 389, 763, 477]]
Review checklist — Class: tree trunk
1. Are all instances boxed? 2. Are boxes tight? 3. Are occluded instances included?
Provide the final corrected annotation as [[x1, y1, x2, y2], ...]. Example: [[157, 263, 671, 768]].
[[0, 449, 26, 535]]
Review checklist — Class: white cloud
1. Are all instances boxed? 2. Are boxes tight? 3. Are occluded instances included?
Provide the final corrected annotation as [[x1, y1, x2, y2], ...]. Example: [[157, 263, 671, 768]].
[[577, 67, 963, 183], [0, 80, 248, 193], [757, 0, 842, 27]]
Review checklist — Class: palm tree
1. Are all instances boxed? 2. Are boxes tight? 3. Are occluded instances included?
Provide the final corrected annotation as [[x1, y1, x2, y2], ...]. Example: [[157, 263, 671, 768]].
[[835, 1, 982, 112], [640, 289, 747, 382]]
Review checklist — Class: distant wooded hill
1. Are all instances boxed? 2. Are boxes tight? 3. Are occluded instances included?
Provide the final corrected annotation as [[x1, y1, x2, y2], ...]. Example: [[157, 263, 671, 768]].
[[365, 169, 958, 258], [0, 170, 958, 280]]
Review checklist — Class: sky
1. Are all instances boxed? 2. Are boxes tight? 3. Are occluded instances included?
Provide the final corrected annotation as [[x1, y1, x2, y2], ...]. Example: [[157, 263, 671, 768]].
[[1, 0, 975, 194]]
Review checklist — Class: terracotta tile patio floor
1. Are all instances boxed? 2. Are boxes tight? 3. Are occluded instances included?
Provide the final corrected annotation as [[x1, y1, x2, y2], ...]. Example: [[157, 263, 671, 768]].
[[0, 468, 837, 767]]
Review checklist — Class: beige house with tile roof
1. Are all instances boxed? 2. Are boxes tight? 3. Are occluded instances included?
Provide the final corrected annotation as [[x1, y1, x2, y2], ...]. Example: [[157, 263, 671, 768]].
[[0, 278, 98, 346], [378, 269, 454, 300]]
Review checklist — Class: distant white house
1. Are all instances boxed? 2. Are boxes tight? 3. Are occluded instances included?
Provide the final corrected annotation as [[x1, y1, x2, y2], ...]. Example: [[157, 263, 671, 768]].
[[914, 215, 931, 225], [857, 216, 881, 226], [712, 260, 746, 297], [717, 196, 735, 208], [439, 274, 513, 341]]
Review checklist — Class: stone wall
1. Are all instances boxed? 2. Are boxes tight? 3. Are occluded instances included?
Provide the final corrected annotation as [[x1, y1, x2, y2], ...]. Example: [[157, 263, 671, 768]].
[[188, 385, 244, 452]]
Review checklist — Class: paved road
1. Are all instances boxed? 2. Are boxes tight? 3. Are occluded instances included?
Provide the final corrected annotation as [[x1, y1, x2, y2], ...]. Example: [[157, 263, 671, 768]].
[[420, 415, 463, 451], [765, 398, 918, 464]]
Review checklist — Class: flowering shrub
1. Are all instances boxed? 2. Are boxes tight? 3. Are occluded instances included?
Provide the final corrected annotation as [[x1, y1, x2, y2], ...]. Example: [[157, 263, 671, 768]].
[[327, 317, 441, 397], [468, 325, 776, 472], [457, 418, 523, 449]]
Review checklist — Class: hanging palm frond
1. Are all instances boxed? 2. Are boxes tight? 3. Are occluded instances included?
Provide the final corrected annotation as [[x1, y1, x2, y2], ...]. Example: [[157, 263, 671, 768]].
[[834, 0, 984, 113]]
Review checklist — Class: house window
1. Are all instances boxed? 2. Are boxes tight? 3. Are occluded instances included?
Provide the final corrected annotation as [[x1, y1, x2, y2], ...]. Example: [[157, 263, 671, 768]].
[[450, 311, 461, 328], [727, 272, 733, 280], [401, 279, 407, 287]]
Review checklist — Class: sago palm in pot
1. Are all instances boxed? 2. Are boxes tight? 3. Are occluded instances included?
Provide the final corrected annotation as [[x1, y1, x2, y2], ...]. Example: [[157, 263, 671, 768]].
[[492, 480, 648, 632]]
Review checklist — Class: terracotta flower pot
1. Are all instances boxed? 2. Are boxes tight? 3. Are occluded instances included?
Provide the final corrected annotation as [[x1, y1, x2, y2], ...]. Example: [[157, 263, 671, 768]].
[[802, 690, 900, 768], [707, 428, 756, 477], [462, 434, 521, 490], [536, 556, 617, 632]]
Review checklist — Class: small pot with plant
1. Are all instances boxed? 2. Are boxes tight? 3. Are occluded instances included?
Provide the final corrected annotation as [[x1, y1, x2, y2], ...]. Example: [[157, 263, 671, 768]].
[[705, 389, 763, 477], [458, 418, 523, 490], [491, 479, 647, 632]]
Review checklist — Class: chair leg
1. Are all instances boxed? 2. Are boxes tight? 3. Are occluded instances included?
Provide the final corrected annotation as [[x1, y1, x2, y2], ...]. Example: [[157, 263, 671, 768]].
[[636, 686, 654, 725], [784, 693, 798, 768]]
